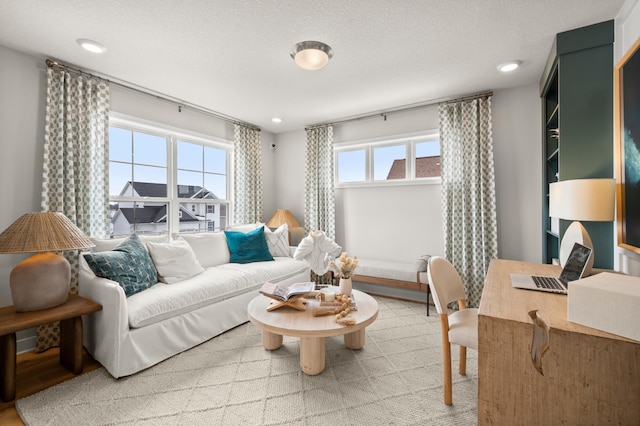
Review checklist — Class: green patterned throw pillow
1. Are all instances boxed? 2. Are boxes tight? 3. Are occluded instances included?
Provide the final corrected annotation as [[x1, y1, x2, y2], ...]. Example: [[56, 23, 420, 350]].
[[84, 234, 158, 297]]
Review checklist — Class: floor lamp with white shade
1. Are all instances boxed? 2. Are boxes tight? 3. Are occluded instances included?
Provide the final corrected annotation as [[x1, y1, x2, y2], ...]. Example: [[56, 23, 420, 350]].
[[549, 178, 616, 276]]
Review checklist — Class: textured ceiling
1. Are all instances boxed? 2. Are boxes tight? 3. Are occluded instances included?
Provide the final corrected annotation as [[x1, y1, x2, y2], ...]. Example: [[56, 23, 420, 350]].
[[0, 0, 624, 133]]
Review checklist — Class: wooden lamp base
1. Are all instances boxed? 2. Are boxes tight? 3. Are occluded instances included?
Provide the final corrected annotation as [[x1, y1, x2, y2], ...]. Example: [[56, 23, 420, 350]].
[[560, 221, 594, 277]]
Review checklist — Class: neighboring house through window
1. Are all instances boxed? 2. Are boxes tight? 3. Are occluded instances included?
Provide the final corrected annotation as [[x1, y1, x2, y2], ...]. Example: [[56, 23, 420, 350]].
[[108, 116, 231, 237], [335, 131, 440, 186]]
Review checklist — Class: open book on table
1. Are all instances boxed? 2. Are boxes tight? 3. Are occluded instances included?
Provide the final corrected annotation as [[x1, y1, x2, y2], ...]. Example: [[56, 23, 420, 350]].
[[259, 281, 315, 301]]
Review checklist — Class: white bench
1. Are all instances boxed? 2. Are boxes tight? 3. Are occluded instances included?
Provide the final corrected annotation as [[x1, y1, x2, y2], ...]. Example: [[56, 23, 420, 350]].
[[352, 258, 432, 315]]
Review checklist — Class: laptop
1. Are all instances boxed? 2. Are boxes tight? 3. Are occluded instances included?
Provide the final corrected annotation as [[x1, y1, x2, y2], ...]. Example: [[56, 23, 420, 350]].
[[510, 243, 592, 294]]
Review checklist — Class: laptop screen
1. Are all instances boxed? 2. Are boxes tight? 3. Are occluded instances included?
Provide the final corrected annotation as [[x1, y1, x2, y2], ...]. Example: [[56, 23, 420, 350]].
[[559, 243, 592, 284]]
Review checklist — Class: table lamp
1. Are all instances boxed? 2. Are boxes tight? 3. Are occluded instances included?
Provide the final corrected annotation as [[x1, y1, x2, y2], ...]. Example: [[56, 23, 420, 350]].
[[0, 212, 94, 312], [266, 209, 302, 244], [549, 178, 615, 276]]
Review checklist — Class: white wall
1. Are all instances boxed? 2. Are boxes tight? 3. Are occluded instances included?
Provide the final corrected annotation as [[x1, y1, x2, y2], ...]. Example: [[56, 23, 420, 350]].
[[336, 184, 444, 262], [272, 107, 444, 261], [615, 0, 640, 275], [492, 84, 543, 262], [269, 129, 306, 226], [0, 46, 47, 350], [273, 88, 542, 263], [334, 106, 443, 261]]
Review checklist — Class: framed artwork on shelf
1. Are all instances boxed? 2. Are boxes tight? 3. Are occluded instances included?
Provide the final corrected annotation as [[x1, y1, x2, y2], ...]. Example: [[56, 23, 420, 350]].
[[615, 36, 640, 254]]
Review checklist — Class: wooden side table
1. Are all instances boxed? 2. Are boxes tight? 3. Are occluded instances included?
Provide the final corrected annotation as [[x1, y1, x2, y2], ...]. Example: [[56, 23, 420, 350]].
[[0, 294, 102, 402]]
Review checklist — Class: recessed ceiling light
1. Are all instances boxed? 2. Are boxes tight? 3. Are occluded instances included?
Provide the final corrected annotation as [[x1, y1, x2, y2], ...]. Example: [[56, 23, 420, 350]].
[[271, 117, 282, 123], [497, 60, 522, 72], [77, 38, 107, 54]]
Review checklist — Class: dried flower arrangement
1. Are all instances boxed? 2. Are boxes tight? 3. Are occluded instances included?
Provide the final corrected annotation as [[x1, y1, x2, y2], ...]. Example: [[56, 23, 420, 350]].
[[329, 252, 358, 279]]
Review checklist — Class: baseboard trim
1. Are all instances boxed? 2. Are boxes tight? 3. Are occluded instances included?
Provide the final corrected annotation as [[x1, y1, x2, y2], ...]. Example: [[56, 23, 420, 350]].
[[17, 333, 36, 354]]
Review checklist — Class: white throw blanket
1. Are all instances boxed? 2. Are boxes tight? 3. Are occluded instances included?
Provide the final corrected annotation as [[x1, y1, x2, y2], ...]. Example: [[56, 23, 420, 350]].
[[293, 230, 342, 275]]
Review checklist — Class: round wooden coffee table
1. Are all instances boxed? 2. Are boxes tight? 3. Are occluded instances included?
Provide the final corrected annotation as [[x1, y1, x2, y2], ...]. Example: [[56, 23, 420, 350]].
[[247, 289, 378, 375]]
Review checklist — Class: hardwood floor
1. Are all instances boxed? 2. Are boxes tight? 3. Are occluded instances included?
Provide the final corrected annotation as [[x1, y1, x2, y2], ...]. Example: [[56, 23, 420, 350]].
[[0, 348, 101, 425]]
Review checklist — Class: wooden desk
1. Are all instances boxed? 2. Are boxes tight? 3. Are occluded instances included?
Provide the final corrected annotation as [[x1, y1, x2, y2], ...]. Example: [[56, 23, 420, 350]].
[[0, 294, 102, 402], [478, 259, 640, 425]]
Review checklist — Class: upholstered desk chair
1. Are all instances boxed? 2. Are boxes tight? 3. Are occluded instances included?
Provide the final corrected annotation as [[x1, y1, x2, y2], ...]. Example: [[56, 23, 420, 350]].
[[427, 256, 478, 406]]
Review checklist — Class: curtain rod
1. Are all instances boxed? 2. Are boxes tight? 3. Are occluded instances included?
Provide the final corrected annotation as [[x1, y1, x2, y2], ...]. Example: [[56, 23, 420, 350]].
[[305, 90, 493, 131], [441, 91, 493, 105], [45, 59, 261, 132]]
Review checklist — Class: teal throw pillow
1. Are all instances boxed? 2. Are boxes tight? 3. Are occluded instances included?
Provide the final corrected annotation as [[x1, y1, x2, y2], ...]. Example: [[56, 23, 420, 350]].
[[224, 226, 274, 264], [83, 234, 158, 297]]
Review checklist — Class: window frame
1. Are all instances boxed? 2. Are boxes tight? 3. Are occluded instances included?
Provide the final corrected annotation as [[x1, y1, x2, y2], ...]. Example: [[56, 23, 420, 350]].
[[334, 130, 440, 188], [108, 114, 233, 237]]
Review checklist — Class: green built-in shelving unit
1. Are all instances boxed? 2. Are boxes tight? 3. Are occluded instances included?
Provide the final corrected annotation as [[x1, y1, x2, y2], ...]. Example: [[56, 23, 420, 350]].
[[540, 20, 614, 269]]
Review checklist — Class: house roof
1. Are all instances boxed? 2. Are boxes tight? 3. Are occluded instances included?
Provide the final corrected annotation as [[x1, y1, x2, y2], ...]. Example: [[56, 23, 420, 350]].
[[128, 182, 217, 199], [118, 206, 164, 224], [130, 182, 166, 198], [118, 205, 200, 224], [386, 156, 441, 179]]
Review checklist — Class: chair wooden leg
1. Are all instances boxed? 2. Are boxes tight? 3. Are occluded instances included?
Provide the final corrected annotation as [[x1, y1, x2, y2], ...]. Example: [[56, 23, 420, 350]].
[[439, 314, 452, 406], [459, 345, 467, 376]]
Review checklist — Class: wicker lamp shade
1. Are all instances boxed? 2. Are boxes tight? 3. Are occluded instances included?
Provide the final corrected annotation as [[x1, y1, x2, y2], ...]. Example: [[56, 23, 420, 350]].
[[0, 212, 94, 312], [0, 212, 94, 254], [266, 209, 301, 229], [266, 209, 303, 245]]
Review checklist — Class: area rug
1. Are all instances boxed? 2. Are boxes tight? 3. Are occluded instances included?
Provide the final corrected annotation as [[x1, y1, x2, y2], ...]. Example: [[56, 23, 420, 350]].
[[16, 297, 477, 425]]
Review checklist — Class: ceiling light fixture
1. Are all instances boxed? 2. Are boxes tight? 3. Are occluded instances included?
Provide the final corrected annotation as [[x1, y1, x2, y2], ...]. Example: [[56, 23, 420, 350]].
[[77, 38, 107, 54], [290, 41, 333, 71], [497, 60, 522, 72], [272, 117, 282, 123]]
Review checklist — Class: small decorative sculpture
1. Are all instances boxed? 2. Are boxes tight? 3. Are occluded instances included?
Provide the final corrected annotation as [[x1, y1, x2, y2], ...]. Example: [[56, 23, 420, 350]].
[[312, 293, 356, 325], [529, 310, 550, 375], [293, 230, 342, 275]]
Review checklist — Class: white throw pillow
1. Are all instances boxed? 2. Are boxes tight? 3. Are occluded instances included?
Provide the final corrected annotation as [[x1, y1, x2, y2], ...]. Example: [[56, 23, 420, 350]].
[[146, 239, 205, 284], [90, 234, 168, 253], [178, 232, 230, 268], [264, 223, 290, 257]]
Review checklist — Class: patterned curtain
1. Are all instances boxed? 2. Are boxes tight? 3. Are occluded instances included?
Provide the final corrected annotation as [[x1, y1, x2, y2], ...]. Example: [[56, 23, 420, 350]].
[[38, 67, 110, 351], [233, 124, 263, 224], [438, 96, 497, 308], [304, 126, 336, 239]]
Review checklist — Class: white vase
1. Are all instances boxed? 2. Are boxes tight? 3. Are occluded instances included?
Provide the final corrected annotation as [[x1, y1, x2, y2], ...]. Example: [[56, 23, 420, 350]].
[[339, 278, 352, 296]]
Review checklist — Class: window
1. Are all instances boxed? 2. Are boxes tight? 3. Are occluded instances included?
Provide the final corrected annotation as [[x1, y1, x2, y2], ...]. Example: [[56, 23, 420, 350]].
[[108, 117, 231, 237], [336, 149, 366, 183], [374, 144, 406, 181], [415, 140, 441, 178], [335, 131, 440, 186]]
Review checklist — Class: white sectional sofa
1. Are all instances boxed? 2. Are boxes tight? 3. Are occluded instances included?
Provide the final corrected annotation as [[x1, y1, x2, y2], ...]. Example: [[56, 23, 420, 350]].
[[79, 228, 309, 378]]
